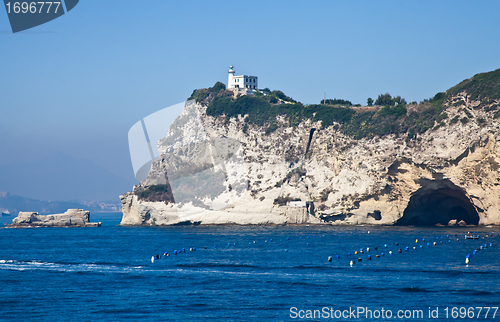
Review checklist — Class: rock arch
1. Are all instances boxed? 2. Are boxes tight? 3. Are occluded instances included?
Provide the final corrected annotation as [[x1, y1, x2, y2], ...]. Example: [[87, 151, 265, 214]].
[[396, 179, 479, 226]]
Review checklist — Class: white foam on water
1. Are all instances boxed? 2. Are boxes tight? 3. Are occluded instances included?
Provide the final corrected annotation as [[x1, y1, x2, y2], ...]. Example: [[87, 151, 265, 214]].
[[0, 259, 147, 274]]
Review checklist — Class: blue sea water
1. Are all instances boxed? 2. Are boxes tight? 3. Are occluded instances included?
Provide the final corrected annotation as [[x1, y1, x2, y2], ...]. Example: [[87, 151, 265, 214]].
[[0, 213, 499, 321]]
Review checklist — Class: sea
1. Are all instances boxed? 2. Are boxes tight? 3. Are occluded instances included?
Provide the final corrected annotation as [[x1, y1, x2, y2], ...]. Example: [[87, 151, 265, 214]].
[[0, 213, 499, 321]]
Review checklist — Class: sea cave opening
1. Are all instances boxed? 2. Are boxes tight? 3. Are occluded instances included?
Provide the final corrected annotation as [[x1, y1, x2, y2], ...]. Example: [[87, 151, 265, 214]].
[[396, 180, 479, 226]]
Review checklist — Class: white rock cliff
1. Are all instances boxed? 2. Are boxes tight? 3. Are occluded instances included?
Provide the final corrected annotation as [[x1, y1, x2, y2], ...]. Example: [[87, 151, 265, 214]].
[[121, 78, 500, 226]]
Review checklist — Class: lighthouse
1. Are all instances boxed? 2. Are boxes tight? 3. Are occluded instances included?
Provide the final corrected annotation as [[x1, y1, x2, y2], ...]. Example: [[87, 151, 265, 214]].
[[228, 65, 235, 88], [227, 66, 258, 91]]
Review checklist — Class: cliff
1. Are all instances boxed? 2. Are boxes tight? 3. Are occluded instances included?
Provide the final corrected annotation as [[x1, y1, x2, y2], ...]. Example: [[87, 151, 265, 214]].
[[120, 69, 500, 226], [5, 209, 101, 228]]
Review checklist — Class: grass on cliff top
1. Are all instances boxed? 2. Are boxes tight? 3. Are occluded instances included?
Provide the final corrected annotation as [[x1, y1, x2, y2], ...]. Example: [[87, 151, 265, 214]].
[[190, 69, 500, 140], [446, 68, 500, 102]]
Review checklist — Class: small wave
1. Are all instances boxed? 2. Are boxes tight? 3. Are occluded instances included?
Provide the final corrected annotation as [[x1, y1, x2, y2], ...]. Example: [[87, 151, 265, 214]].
[[399, 287, 430, 293], [0, 259, 145, 274], [175, 262, 260, 269]]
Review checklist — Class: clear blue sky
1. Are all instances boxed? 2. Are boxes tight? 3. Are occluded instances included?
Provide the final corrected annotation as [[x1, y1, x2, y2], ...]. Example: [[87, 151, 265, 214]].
[[1, 0, 499, 194]]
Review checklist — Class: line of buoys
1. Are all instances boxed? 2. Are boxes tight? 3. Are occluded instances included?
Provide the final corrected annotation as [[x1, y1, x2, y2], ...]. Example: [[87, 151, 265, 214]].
[[149, 229, 499, 267]]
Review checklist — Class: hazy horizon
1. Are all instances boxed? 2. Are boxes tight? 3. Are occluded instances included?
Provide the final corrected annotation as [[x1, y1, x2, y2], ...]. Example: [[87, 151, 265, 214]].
[[1, 0, 500, 202]]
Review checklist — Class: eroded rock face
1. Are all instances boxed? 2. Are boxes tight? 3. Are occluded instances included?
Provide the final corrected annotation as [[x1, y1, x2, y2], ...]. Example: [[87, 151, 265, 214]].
[[121, 93, 500, 226], [6, 209, 100, 228]]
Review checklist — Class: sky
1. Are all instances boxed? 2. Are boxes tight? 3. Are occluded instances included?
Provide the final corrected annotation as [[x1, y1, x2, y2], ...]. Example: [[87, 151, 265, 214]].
[[1, 0, 499, 201]]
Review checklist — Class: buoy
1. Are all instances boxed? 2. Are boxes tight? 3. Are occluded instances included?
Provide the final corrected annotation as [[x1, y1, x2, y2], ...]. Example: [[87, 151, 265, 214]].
[[350, 260, 354, 267], [375, 255, 380, 258], [347, 253, 351, 256], [174, 250, 177, 255], [228, 243, 231, 246], [420, 245, 423, 248], [398, 249, 402, 253], [396, 243, 399, 246], [336, 255, 340, 259], [433, 242, 437, 246], [193, 247, 196, 251], [328, 256, 332, 262], [285, 249, 288, 252], [384, 244, 387, 248], [190, 248, 193, 251], [214, 245, 217, 248], [355, 251, 358, 255], [164, 252, 168, 256], [307, 243, 310, 246], [415, 239, 418, 243], [413, 247, 416, 250], [182, 248, 185, 253], [366, 247, 370, 252], [427, 243, 430, 247], [270, 239, 273, 242], [389, 251, 393, 255], [405, 246, 409, 251], [151, 256, 155, 263], [360, 250, 364, 254], [367, 255, 372, 260], [374, 247, 378, 251], [381, 252, 384, 256], [287, 237, 289, 240], [465, 257, 470, 264], [358, 258, 362, 262]]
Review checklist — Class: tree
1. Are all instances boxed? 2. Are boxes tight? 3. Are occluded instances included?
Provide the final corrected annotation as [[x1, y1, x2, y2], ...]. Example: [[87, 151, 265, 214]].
[[367, 97, 374, 106], [209, 81, 226, 93], [375, 93, 393, 106]]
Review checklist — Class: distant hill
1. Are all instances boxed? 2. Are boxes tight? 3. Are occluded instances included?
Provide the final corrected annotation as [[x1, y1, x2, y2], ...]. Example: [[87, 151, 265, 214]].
[[0, 152, 133, 202]]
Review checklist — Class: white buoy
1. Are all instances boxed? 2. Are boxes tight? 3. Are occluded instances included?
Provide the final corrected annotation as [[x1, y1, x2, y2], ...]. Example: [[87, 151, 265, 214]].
[[465, 257, 470, 264], [151, 256, 155, 263], [350, 260, 354, 267]]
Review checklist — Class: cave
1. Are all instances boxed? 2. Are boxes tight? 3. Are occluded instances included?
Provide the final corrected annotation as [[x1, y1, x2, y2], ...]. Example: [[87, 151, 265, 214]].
[[396, 179, 479, 226]]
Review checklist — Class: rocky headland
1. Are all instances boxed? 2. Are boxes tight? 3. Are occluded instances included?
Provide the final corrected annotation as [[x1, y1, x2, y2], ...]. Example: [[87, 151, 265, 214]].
[[5, 209, 101, 228], [120, 69, 500, 226]]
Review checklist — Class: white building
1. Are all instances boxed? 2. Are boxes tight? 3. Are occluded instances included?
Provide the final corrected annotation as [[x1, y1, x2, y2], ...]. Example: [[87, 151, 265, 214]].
[[228, 66, 258, 90]]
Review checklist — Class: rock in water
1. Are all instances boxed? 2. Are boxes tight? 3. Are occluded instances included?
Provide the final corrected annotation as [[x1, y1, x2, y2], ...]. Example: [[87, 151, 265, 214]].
[[5, 209, 101, 228]]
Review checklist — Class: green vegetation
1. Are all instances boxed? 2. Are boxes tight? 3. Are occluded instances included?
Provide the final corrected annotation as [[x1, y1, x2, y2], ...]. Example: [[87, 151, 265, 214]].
[[446, 68, 500, 101], [136, 184, 175, 203], [273, 194, 301, 206], [321, 98, 352, 106], [193, 69, 500, 140]]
